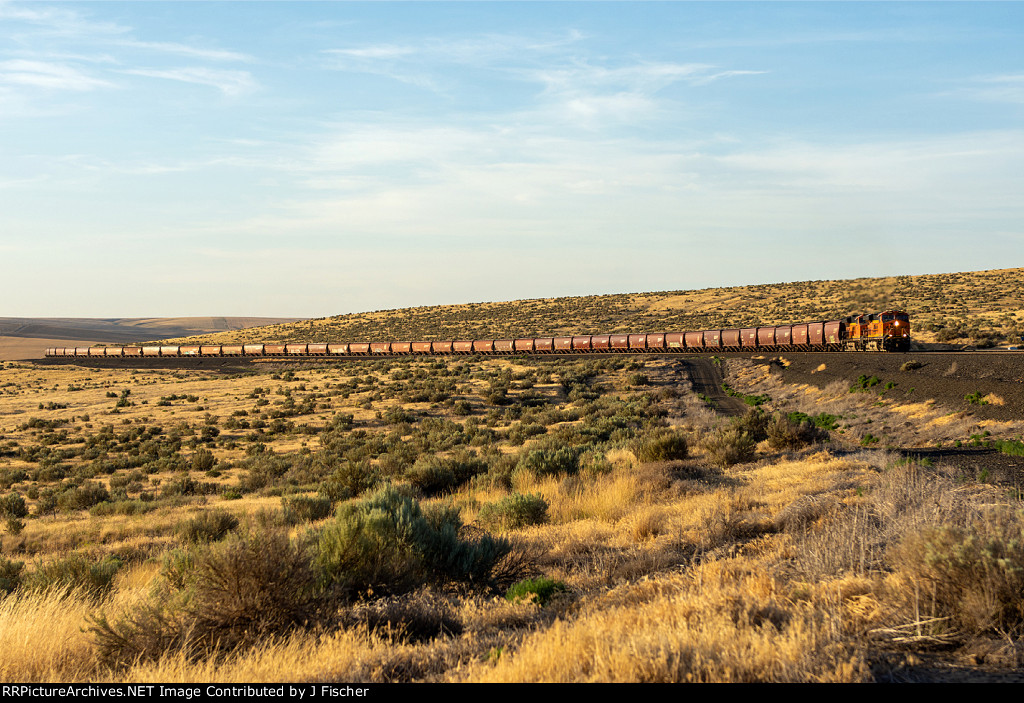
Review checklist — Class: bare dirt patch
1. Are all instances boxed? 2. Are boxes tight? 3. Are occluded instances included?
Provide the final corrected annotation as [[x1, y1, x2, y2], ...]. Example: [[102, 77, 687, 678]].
[[744, 352, 1024, 423]]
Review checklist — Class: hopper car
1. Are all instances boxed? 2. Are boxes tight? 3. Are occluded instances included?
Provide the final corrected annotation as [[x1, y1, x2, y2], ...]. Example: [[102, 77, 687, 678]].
[[44, 310, 911, 360]]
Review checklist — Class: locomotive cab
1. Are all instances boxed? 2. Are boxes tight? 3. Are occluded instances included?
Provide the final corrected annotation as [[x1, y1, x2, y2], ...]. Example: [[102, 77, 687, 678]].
[[845, 309, 910, 352]]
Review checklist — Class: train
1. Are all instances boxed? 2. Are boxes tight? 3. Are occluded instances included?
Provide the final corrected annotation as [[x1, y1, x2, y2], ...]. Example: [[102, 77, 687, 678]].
[[44, 310, 911, 359]]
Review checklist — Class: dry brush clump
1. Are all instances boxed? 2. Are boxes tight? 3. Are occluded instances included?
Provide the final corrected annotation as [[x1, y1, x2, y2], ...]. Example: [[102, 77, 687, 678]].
[[90, 527, 332, 667], [775, 454, 1024, 657], [886, 509, 1024, 643]]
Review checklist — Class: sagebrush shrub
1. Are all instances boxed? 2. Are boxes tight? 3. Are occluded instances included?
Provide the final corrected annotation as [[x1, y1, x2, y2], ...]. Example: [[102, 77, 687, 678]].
[[316, 485, 512, 595], [515, 446, 579, 477], [283, 495, 334, 524], [632, 429, 688, 462], [734, 409, 770, 442], [477, 493, 549, 532], [766, 414, 827, 450], [404, 453, 486, 497], [177, 509, 239, 543], [91, 528, 332, 666], [0, 556, 24, 596], [702, 427, 756, 467], [191, 448, 216, 472], [56, 481, 110, 511], [319, 458, 379, 502], [889, 520, 1024, 637], [0, 492, 27, 519], [25, 553, 121, 600]]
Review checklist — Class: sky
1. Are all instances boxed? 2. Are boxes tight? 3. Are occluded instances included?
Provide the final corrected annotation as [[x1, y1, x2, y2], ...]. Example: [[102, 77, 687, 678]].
[[1, 1, 1022, 318]]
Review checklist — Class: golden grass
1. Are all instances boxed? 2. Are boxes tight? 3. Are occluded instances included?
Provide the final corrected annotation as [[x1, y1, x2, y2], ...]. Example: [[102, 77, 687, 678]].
[[115, 629, 389, 683], [2, 350, 1022, 682], [0, 440, 1016, 682], [460, 562, 870, 683], [0, 584, 145, 682]]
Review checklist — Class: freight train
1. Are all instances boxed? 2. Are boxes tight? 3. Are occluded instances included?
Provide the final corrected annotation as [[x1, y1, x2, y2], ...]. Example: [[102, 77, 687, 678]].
[[44, 310, 911, 359]]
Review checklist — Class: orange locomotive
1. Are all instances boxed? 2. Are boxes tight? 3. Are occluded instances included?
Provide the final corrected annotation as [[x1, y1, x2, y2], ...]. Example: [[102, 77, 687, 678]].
[[843, 310, 911, 352]]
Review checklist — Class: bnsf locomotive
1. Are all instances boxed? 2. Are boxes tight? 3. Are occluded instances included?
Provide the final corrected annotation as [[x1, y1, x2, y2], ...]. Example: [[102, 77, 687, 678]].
[[44, 310, 911, 359]]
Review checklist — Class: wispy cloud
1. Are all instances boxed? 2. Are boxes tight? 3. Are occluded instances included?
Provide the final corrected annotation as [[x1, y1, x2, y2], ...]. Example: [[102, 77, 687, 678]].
[[121, 67, 257, 97], [0, 2, 129, 38], [953, 74, 1024, 105], [522, 60, 765, 127], [320, 30, 589, 91], [0, 59, 112, 91], [321, 45, 437, 90], [325, 45, 416, 60], [117, 40, 254, 63]]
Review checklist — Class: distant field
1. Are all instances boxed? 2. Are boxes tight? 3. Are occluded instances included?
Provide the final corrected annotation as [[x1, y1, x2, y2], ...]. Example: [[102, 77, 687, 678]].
[[0, 337, 102, 362], [0, 317, 303, 361]]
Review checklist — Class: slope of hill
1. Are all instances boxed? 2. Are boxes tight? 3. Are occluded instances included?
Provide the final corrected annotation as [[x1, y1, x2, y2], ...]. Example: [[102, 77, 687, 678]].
[[164, 268, 1024, 348]]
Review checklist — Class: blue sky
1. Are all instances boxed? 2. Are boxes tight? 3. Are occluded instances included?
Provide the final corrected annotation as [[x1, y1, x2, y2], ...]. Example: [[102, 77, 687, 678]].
[[1, 1, 1021, 317]]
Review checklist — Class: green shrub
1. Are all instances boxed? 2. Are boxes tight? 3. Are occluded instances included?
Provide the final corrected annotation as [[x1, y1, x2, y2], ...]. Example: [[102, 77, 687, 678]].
[[632, 429, 688, 462], [0, 557, 24, 596], [515, 446, 579, 477], [319, 458, 380, 502], [505, 577, 567, 606], [316, 485, 512, 595], [965, 391, 989, 406], [283, 495, 334, 524], [860, 433, 880, 446], [404, 453, 487, 497], [766, 414, 828, 450], [177, 510, 240, 543], [0, 492, 28, 520], [850, 375, 881, 392], [25, 553, 121, 600], [477, 493, 549, 532], [702, 427, 756, 467], [995, 439, 1024, 457]]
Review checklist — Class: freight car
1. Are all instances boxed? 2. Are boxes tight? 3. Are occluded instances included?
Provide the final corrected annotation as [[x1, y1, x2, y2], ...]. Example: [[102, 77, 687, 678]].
[[44, 310, 911, 360]]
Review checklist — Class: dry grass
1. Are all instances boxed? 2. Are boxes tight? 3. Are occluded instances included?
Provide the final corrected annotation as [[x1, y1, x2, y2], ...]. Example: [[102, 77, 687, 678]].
[[2, 351, 1023, 682], [458, 563, 870, 683]]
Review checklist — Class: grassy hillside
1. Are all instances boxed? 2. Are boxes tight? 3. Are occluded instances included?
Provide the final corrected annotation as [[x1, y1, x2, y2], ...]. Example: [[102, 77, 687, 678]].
[[165, 268, 1024, 348]]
